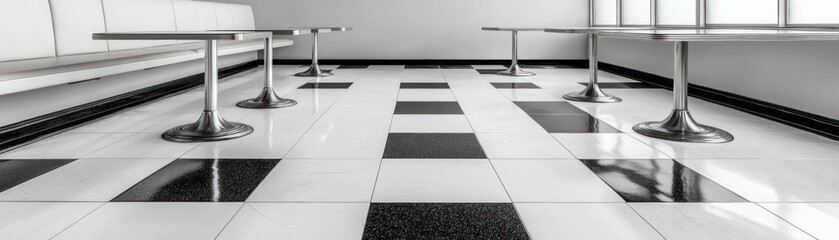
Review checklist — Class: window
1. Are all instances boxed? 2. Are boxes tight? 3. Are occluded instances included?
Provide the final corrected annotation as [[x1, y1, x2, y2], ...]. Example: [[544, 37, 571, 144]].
[[594, 0, 618, 26], [789, 0, 839, 25], [656, 0, 697, 26], [622, 0, 651, 25], [707, 0, 778, 25]]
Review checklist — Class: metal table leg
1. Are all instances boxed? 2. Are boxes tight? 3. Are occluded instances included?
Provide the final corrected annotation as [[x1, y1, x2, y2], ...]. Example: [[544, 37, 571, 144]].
[[237, 36, 298, 108], [295, 32, 333, 77], [563, 34, 622, 103], [497, 30, 535, 77], [162, 40, 254, 142], [633, 41, 733, 143]]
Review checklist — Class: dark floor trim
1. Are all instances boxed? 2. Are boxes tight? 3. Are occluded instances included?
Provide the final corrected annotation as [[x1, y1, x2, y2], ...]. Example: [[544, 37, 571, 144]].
[[0, 60, 261, 153], [273, 59, 588, 67], [599, 62, 839, 141]]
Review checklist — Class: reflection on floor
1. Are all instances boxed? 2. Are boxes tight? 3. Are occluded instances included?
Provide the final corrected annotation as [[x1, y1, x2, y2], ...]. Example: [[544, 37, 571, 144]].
[[1, 65, 838, 239]]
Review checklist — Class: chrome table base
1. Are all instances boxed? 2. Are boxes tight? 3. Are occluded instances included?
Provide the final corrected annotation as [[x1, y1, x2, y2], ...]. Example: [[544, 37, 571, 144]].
[[498, 30, 535, 77], [563, 34, 621, 103], [239, 37, 297, 109], [163, 110, 254, 142], [633, 41, 732, 143], [296, 32, 333, 77]]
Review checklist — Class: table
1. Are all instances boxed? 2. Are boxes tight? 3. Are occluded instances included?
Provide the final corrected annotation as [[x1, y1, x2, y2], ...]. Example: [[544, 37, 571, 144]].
[[291, 27, 353, 77], [93, 31, 272, 142], [231, 29, 311, 109], [481, 27, 545, 76], [595, 29, 839, 143]]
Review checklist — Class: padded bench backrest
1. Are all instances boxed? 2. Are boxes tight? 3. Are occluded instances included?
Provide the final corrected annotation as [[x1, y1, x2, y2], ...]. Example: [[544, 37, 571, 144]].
[[102, 0, 178, 51], [0, 1, 57, 62], [49, 0, 110, 56]]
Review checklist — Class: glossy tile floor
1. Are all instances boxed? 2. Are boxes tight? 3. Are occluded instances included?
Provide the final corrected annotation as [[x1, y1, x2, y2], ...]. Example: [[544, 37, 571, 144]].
[[2, 65, 839, 239]]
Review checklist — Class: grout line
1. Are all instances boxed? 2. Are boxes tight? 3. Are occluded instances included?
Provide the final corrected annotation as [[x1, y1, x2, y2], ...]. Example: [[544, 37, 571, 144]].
[[212, 202, 247, 240], [624, 203, 669, 240], [48, 201, 108, 240], [754, 202, 820, 240]]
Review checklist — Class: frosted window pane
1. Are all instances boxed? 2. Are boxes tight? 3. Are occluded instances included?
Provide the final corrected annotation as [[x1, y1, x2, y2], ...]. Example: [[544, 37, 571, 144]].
[[707, 0, 778, 25], [595, 0, 618, 25], [657, 0, 696, 25], [623, 0, 651, 25], [789, 0, 839, 24]]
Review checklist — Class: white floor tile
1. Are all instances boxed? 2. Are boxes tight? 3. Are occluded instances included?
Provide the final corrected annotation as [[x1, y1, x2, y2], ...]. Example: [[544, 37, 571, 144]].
[[247, 159, 380, 202], [53, 202, 242, 240], [492, 160, 624, 202], [0, 158, 173, 201], [459, 101, 527, 116], [308, 114, 392, 135], [327, 100, 397, 115], [476, 133, 575, 159], [367, 65, 405, 70], [216, 203, 369, 240], [680, 159, 839, 202], [450, 89, 511, 102], [372, 159, 510, 202], [180, 133, 304, 159], [390, 115, 473, 133], [397, 89, 456, 101], [466, 114, 547, 134], [516, 203, 664, 240], [552, 133, 670, 159], [84, 133, 199, 159], [630, 203, 814, 240], [402, 70, 445, 82], [1, 133, 133, 159], [497, 89, 563, 101], [340, 88, 399, 102], [761, 203, 839, 240], [0, 202, 103, 240], [285, 133, 388, 158]]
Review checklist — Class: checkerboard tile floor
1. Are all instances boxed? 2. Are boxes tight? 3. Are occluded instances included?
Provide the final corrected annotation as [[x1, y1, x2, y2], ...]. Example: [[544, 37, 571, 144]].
[[1, 65, 839, 239]]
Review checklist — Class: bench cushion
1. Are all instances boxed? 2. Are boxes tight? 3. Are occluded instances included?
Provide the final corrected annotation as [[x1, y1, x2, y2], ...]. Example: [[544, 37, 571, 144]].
[[102, 0, 178, 51], [49, 0, 110, 56], [214, 3, 236, 30], [0, 1, 56, 62]]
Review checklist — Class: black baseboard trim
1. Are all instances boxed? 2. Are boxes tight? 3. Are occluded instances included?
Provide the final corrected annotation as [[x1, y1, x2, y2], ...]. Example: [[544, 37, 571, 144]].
[[599, 62, 839, 141], [271, 59, 589, 67], [0, 60, 261, 153]]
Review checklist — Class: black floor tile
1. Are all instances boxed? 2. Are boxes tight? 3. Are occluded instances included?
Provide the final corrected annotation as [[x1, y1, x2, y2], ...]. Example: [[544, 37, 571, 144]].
[[363, 203, 530, 240], [399, 83, 450, 89], [113, 159, 280, 202], [440, 65, 474, 69], [0, 159, 74, 192], [490, 82, 541, 89], [581, 82, 659, 89], [529, 114, 621, 133], [515, 101, 589, 115], [337, 65, 370, 69], [405, 65, 441, 69], [394, 102, 464, 115], [298, 82, 353, 89], [384, 133, 487, 159], [580, 159, 746, 202], [476, 69, 506, 74]]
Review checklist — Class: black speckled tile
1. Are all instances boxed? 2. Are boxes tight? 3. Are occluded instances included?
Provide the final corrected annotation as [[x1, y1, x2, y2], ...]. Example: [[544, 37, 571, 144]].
[[113, 158, 280, 202], [528, 114, 621, 133], [476, 69, 506, 75], [490, 82, 541, 89], [580, 159, 746, 202], [440, 65, 474, 69], [363, 203, 529, 240], [405, 65, 441, 69], [394, 102, 464, 115], [384, 133, 487, 159], [337, 65, 369, 69], [0, 159, 74, 193], [298, 82, 353, 89], [580, 82, 659, 89], [514, 101, 589, 115], [399, 83, 450, 89]]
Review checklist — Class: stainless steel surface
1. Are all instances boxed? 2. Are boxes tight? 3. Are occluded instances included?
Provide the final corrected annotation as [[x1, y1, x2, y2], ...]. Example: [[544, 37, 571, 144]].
[[563, 34, 621, 103], [162, 40, 253, 142], [633, 41, 733, 143], [216, 29, 313, 35], [481, 27, 545, 31], [92, 31, 272, 41], [291, 27, 353, 33], [296, 32, 334, 77], [496, 30, 535, 77], [237, 36, 298, 109], [596, 29, 839, 41]]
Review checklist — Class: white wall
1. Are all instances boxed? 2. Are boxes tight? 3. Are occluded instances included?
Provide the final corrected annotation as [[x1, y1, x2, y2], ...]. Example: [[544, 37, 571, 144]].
[[599, 39, 839, 120], [210, 0, 589, 60]]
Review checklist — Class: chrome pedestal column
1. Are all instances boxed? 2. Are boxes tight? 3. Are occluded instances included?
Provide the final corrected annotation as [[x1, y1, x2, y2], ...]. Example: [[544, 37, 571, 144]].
[[497, 30, 535, 77], [563, 34, 622, 103], [237, 36, 297, 108], [163, 40, 253, 142], [633, 42, 733, 143], [295, 32, 333, 77]]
